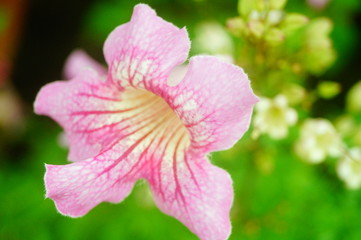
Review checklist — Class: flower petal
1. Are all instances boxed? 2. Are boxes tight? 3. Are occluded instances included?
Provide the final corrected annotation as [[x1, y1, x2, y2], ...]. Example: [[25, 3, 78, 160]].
[[35, 69, 130, 161], [45, 94, 192, 217], [149, 154, 233, 240], [104, 4, 190, 89], [167, 56, 258, 152], [63, 50, 106, 79], [34, 67, 192, 163], [45, 157, 136, 217]]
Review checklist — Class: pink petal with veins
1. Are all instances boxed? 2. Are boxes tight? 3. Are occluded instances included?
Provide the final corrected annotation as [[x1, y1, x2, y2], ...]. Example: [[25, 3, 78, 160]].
[[104, 4, 190, 89], [34, 4, 258, 240], [149, 154, 233, 240], [35, 69, 127, 161], [45, 160, 135, 217], [166, 56, 258, 152]]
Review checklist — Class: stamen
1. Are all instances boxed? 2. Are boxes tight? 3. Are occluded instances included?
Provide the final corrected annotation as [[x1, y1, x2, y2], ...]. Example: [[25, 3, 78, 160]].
[[85, 88, 191, 184]]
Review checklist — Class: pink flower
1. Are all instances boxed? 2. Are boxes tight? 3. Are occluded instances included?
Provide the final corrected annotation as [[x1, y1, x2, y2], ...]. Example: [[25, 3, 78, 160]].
[[34, 4, 257, 240]]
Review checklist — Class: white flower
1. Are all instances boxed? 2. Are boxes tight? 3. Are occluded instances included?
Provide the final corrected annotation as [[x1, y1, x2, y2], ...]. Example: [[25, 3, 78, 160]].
[[253, 95, 297, 139], [337, 148, 361, 190], [295, 119, 341, 164]]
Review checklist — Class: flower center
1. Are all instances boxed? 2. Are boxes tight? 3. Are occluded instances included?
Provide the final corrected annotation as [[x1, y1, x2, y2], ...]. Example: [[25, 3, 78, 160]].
[[267, 105, 285, 126], [118, 88, 191, 164]]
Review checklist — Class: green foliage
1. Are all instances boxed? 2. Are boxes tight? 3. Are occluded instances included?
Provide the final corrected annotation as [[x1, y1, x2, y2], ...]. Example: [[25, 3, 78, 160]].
[[229, 3, 337, 94], [226, 0, 361, 237]]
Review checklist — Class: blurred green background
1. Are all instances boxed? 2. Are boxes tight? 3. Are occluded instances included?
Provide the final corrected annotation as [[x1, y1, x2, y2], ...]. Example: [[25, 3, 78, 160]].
[[1, 0, 361, 239]]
